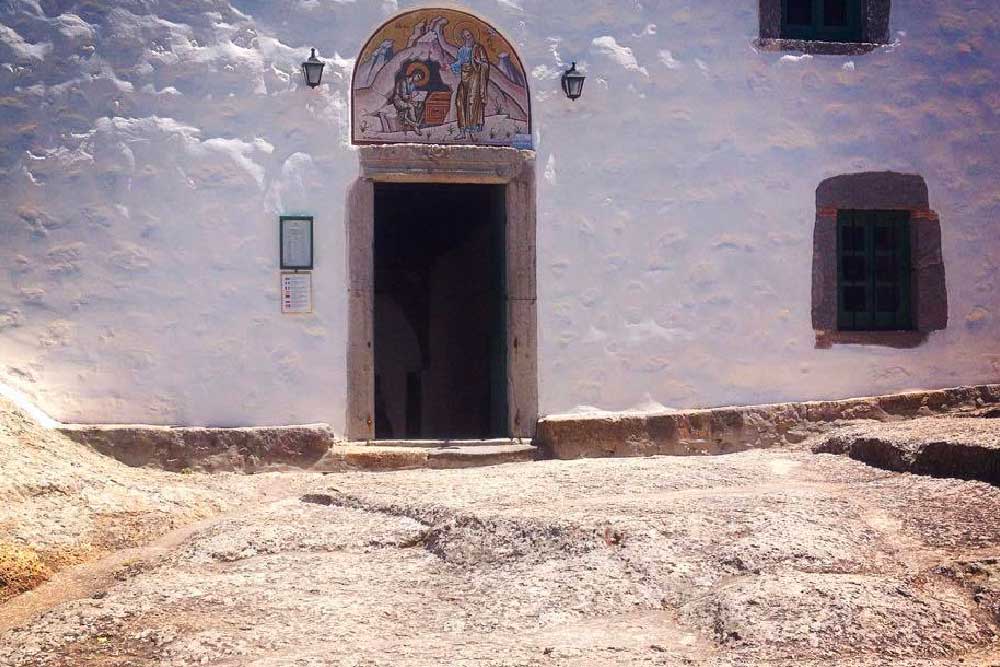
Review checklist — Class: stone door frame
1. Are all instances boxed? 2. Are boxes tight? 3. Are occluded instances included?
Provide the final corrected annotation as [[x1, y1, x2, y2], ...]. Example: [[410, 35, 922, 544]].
[[346, 144, 538, 441]]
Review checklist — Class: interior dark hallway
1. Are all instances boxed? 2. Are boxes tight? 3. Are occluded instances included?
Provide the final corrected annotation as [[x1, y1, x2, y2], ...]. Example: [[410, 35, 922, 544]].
[[373, 183, 508, 440]]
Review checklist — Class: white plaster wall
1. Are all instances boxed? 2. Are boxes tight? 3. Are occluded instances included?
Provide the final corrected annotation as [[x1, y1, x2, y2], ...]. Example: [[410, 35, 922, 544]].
[[0, 0, 997, 428]]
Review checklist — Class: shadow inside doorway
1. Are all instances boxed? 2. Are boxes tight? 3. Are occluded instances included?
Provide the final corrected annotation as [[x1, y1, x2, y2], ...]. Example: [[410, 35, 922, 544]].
[[373, 183, 508, 440]]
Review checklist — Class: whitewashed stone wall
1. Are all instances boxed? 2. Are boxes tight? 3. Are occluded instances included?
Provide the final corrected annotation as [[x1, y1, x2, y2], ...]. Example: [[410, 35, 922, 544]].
[[0, 0, 997, 428]]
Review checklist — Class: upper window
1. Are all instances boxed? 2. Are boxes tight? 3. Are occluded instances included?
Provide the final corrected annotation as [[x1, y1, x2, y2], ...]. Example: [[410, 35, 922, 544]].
[[759, 0, 890, 54], [782, 0, 862, 43], [837, 210, 911, 331]]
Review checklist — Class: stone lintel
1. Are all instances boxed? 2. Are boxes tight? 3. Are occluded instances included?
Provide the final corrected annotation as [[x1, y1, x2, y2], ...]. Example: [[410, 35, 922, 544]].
[[358, 144, 534, 184], [816, 171, 930, 211]]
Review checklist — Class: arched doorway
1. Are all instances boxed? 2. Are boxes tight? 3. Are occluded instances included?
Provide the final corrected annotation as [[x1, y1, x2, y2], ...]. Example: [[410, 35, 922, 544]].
[[346, 10, 536, 442]]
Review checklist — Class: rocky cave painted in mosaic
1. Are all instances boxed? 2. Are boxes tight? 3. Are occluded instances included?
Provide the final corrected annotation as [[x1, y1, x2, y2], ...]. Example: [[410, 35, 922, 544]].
[[352, 9, 531, 147]]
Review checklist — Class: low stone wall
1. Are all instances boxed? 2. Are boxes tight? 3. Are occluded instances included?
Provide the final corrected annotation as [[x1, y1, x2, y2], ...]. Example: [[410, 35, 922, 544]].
[[57, 424, 537, 473], [57, 384, 1000, 470], [535, 384, 1000, 460], [58, 423, 338, 473], [311, 443, 537, 472]]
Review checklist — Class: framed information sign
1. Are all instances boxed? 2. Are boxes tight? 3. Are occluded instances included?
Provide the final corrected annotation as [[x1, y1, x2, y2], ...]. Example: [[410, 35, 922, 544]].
[[280, 216, 313, 270], [280, 272, 313, 314]]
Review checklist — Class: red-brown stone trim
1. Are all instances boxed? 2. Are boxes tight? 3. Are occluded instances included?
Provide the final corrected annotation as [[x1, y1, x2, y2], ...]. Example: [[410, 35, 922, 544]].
[[911, 208, 939, 222], [814, 329, 928, 349]]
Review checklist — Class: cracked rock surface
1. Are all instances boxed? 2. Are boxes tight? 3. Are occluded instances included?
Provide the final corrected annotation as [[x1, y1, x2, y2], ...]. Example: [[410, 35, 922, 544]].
[[3, 446, 1000, 666]]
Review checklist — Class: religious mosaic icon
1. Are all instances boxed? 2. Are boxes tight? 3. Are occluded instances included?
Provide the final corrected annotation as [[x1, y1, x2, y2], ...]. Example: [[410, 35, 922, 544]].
[[352, 9, 531, 147]]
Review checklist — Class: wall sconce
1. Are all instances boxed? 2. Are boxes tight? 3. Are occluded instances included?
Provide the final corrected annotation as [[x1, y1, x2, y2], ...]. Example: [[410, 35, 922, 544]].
[[561, 62, 586, 101], [301, 48, 325, 89]]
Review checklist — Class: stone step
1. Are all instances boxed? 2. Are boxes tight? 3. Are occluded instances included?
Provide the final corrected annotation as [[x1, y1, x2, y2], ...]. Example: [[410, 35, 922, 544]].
[[310, 443, 537, 473], [363, 438, 533, 449]]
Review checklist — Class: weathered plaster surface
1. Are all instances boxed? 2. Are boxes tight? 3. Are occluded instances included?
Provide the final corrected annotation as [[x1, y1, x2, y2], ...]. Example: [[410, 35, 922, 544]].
[[0, 0, 998, 428]]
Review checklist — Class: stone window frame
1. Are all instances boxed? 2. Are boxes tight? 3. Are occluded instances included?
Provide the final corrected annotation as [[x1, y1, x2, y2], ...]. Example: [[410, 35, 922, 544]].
[[345, 145, 538, 441], [811, 172, 948, 349], [757, 0, 892, 55]]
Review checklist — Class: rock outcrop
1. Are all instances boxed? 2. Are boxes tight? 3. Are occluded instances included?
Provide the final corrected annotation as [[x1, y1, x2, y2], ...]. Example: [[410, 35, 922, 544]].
[[814, 416, 1000, 484]]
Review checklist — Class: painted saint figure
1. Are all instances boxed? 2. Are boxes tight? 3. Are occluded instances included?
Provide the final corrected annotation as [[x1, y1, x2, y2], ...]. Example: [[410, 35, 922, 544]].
[[391, 68, 426, 134], [450, 29, 490, 139]]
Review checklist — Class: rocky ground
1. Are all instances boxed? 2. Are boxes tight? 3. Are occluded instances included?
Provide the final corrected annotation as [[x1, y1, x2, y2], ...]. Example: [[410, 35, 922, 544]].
[[0, 397, 313, 607], [2, 400, 1000, 666]]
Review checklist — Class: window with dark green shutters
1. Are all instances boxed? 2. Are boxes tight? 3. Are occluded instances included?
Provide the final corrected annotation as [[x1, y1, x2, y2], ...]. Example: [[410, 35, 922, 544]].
[[837, 210, 912, 331], [782, 0, 862, 42]]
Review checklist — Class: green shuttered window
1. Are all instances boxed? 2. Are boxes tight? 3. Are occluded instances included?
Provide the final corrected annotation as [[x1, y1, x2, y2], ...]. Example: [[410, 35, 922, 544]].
[[837, 210, 913, 331], [782, 0, 862, 42]]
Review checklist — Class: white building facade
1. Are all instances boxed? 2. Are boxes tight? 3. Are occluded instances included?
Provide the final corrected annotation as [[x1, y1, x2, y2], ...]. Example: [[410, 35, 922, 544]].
[[0, 0, 997, 434]]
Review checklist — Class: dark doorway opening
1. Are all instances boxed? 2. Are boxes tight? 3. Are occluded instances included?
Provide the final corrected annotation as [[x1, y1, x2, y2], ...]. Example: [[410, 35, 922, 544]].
[[373, 183, 508, 440]]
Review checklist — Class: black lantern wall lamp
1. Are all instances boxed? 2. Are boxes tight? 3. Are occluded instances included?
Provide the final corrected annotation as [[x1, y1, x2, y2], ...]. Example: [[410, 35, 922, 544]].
[[301, 48, 325, 88], [561, 62, 586, 101]]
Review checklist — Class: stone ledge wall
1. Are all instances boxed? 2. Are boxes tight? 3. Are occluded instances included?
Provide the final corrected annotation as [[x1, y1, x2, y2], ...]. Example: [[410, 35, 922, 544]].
[[536, 384, 1000, 460], [58, 424, 338, 473], [57, 384, 1000, 469]]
